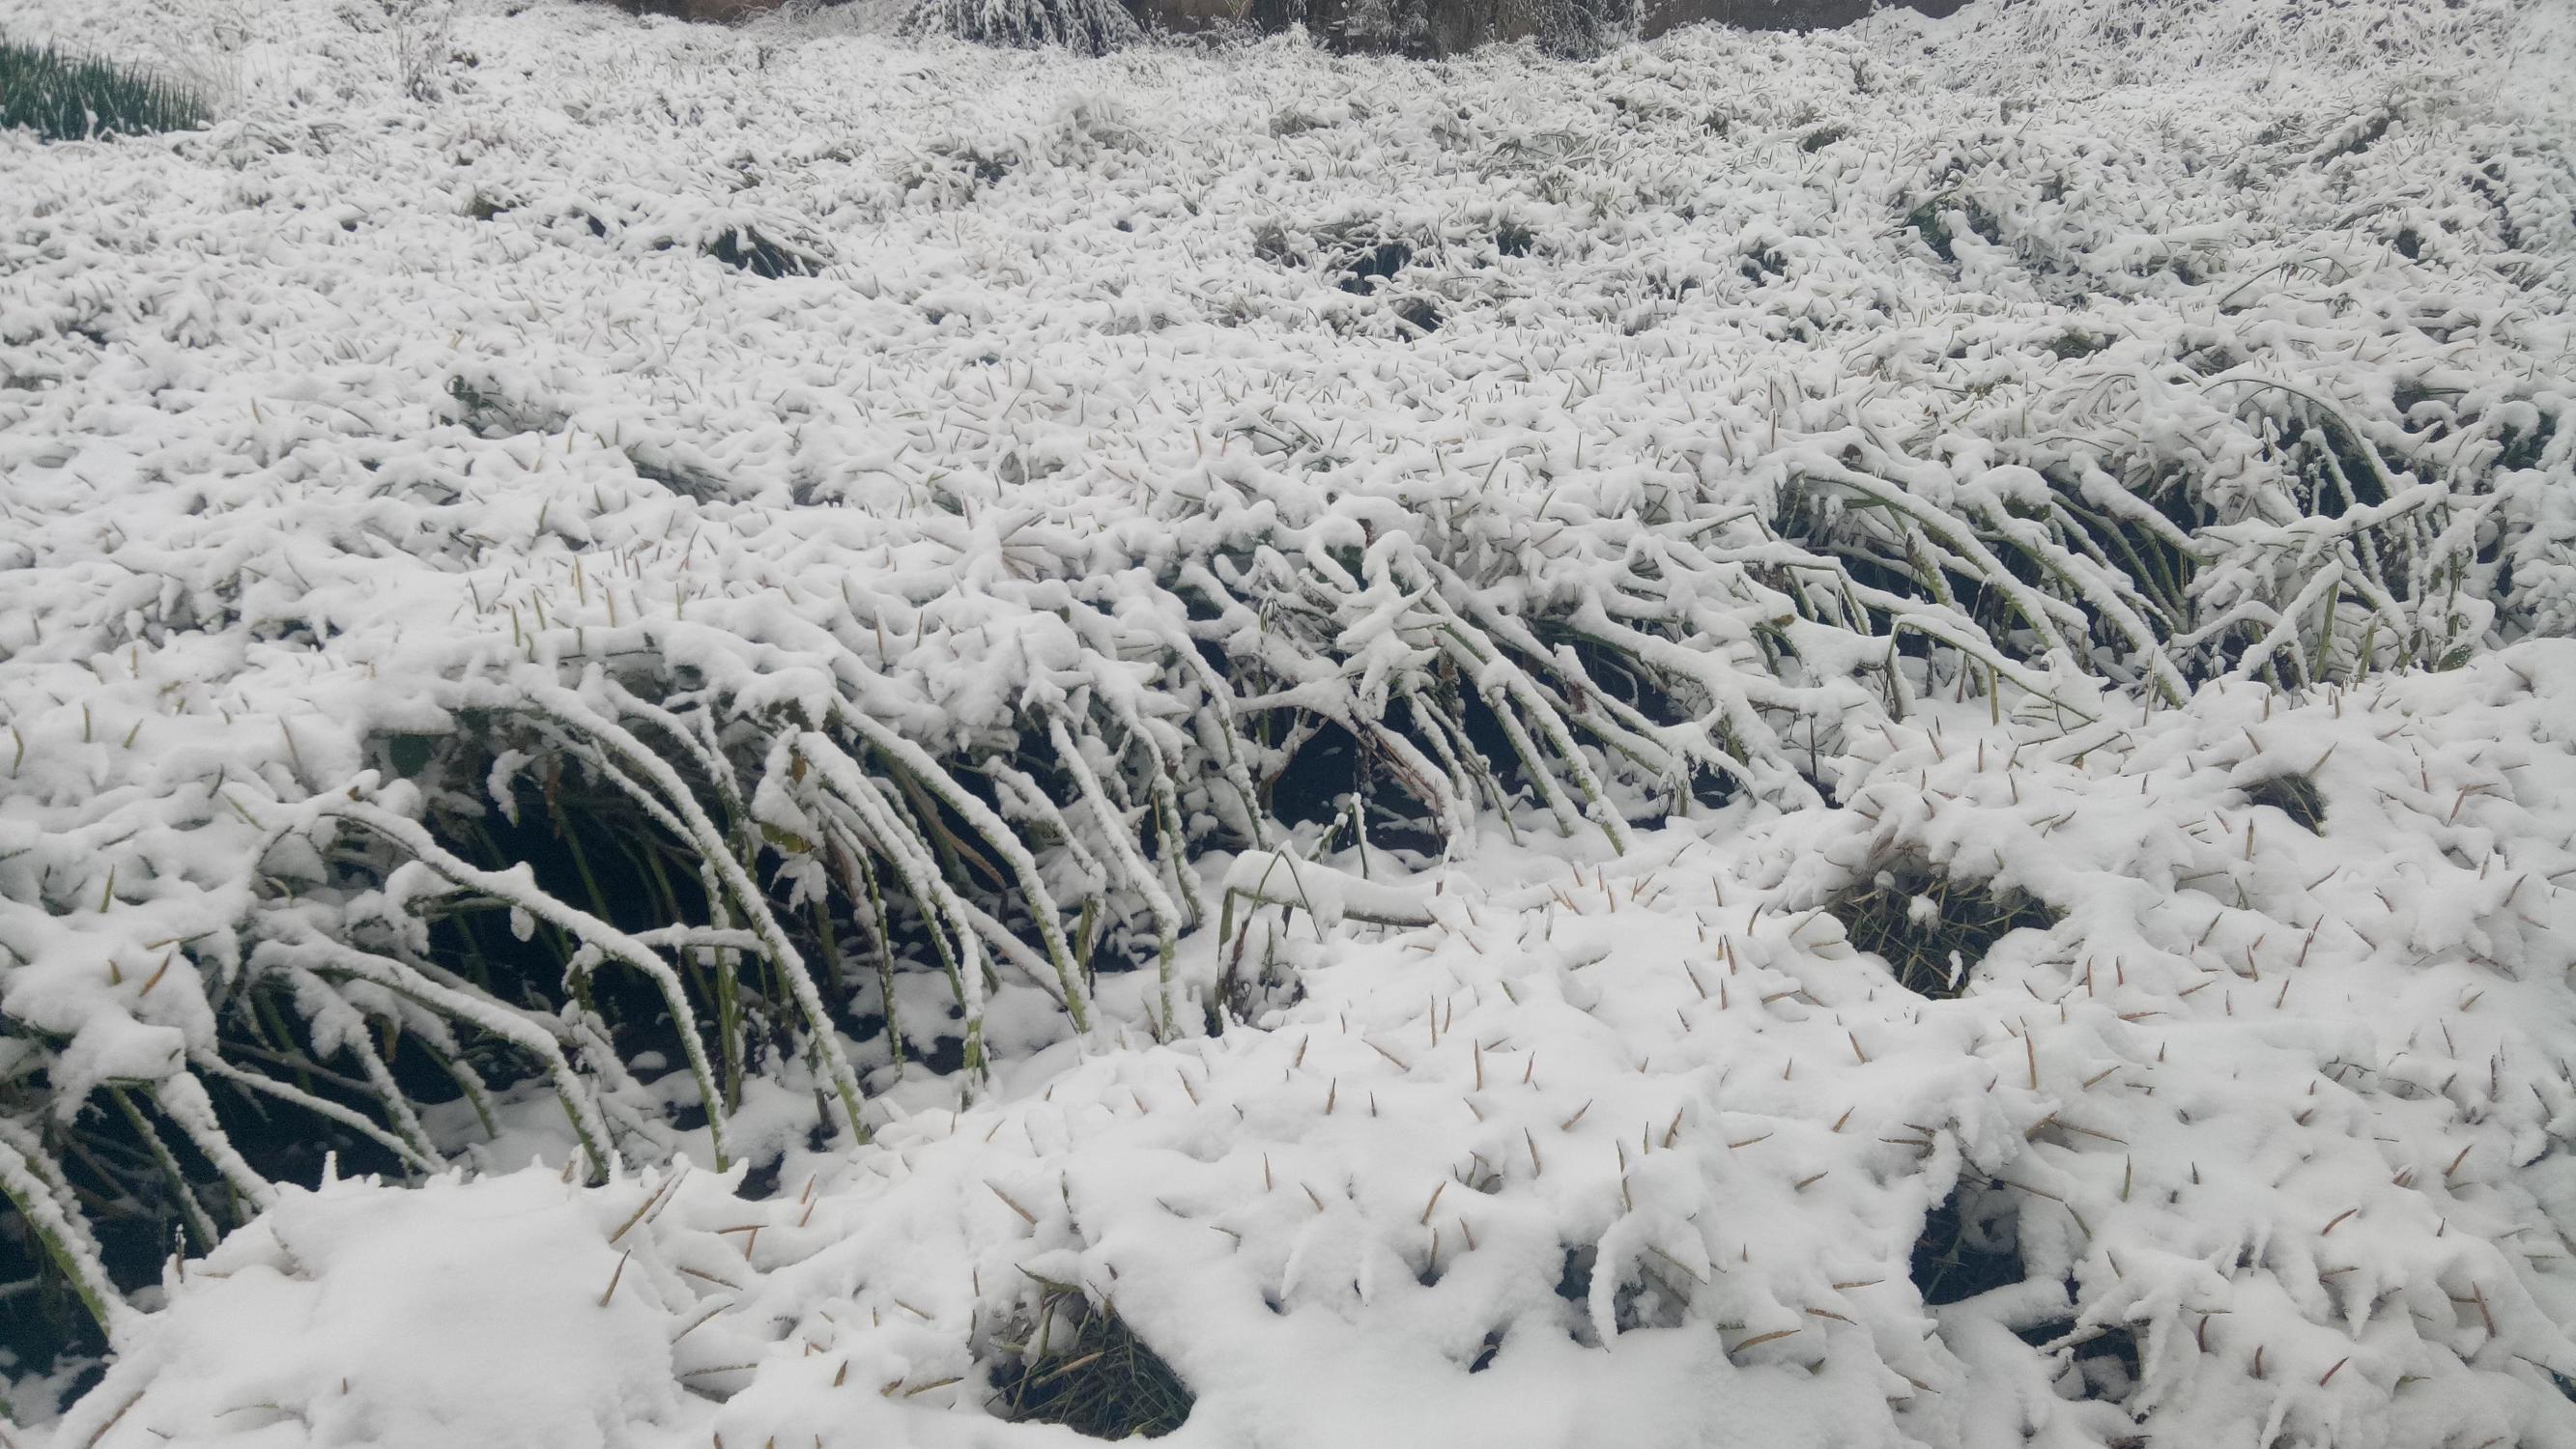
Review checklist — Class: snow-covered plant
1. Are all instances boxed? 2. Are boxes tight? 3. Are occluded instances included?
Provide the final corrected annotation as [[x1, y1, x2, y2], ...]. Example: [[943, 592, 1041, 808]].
[[3, 0, 2574, 1439], [379, 0, 455, 101], [902, 0, 1141, 54]]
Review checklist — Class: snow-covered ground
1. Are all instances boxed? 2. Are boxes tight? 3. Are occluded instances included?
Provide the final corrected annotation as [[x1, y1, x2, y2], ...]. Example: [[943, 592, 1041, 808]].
[[4, 0, 2576, 1444]]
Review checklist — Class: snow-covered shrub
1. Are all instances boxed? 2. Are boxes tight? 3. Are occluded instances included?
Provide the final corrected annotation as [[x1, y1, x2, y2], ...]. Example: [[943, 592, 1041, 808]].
[[3, 0, 2575, 1441], [902, 0, 1140, 53]]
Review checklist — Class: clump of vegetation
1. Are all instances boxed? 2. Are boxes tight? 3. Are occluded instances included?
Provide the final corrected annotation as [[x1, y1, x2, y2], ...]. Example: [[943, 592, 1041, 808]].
[[1901, 193, 2004, 265], [1308, 219, 1417, 295], [1829, 855, 2060, 999], [703, 225, 818, 279], [2046, 329, 2107, 360], [2243, 771, 2325, 832], [0, 37, 207, 141], [1910, 1179, 2024, 1306], [900, 0, 1139, 55], [992, 1282, 1193, 1439]]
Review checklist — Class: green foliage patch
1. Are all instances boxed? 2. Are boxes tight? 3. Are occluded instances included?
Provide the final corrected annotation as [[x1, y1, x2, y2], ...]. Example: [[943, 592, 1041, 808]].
[[0, 36, 207, 142]]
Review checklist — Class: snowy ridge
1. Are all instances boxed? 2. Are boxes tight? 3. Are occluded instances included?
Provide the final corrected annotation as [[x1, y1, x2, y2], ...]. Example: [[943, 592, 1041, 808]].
[[3, 0, 2575, 1443]]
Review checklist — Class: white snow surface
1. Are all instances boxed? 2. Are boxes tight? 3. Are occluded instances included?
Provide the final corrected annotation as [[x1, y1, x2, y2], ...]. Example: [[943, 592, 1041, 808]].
[[5, 0, 2576, 1444]]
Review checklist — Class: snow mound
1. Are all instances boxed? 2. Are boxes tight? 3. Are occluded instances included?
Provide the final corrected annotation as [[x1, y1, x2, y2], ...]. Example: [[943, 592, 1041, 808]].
[[56, 1170, 688, 1449]]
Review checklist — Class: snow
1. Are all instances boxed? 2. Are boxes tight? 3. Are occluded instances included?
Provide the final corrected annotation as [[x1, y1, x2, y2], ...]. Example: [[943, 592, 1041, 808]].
[[4, 0, 2575, 1444], [57, 1169, 688, 1449]]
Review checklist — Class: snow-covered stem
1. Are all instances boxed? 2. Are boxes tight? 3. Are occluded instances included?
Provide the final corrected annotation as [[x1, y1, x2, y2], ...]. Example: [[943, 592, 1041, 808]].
[[0, 1120, 134, 1348], [785, 730, 987, 1097], [105, 1087, 221, 1254], [1048, 714, 1182, 1038], [151, 1072, 278, 1216], [186, 1049, 444, 1179], [307, 792, 735, 1166], [255, 927, 613, 1179], [493, 680, 866, 1145], [828, 697, 1092, 1031]]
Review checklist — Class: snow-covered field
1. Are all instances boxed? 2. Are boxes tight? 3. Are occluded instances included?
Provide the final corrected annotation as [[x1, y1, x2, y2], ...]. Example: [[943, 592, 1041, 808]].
[[5, 0, 2576, 1443]]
